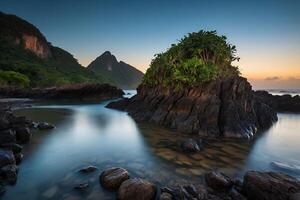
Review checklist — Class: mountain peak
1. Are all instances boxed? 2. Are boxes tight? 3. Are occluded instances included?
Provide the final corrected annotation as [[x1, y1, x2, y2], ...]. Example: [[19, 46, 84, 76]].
[[102, 51, 112, 56], [87, 52, 144, 89]]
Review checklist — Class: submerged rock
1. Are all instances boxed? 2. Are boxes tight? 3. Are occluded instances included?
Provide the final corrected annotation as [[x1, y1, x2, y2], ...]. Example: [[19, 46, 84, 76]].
[[74, 183, 89, 191], [117, 178, 157, 200], [242, 171, 300, 200], [78, 165, 98, 173], [180, 138, 201, 153], [107, 77, 278, 139], [100, 167, 130, 189], [37, 122, 55, 130]]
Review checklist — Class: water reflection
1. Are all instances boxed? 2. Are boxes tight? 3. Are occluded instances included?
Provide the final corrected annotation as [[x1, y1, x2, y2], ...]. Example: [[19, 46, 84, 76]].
[[3, 102, 300, 199]]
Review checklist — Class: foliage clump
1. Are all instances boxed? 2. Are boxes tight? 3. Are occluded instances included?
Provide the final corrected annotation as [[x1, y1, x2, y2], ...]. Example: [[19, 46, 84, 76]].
[[0, 70, 30, 88], [142, 30, 240, 89]]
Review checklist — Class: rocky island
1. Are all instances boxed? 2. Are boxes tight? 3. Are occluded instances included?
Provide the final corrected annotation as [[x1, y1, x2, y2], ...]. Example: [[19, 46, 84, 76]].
[[107, 30, 278, 139]]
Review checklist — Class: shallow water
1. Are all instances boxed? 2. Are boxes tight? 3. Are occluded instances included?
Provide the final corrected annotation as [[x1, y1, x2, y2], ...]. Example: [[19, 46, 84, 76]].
[[2, 98, 300, 199]]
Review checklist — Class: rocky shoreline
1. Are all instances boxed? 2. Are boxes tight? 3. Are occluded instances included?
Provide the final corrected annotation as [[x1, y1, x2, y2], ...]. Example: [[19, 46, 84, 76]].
[[0, 106, 55, 194], [69, 165, 300, 200], [107, 77, 278, 139], [0, 83, 124, 100], [254, 90, 300, 113]]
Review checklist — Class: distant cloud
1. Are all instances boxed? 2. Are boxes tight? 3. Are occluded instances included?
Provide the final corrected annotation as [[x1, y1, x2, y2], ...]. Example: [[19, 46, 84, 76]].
[[265, 76, 280, 81]]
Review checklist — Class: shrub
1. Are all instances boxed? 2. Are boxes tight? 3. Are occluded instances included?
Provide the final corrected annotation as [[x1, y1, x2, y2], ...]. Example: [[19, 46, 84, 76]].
[[142, 30, 240, 89], [0, 70, 30, 88]]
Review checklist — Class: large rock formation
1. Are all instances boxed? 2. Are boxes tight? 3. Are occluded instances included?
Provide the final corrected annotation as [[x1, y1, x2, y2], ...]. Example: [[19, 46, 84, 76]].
[[107, 77, 277, 139], [87, 51, 144, 89]]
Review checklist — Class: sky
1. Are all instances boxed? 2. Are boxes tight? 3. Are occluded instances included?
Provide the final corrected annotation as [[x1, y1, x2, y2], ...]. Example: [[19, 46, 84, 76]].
[[0, 0, 299, 89]]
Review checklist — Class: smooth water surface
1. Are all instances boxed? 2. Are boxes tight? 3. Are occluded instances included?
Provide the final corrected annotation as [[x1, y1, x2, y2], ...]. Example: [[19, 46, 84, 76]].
[[3, 97, 300, 199]]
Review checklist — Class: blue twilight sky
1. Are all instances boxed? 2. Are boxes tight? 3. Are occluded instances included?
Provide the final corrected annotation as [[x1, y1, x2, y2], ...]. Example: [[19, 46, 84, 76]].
[[0, 0, 299, 89]]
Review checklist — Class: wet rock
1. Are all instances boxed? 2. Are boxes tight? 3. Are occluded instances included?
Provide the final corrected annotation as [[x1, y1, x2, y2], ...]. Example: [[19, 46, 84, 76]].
[[0, 150, 15, 167], [74, 183, 89, 191], [37, 122, 55, 130], [14, 153, 23, 165], [0, 164, 18, 184], [242, 171, 300, 200], [205, 171, 233, 191], [78, 165, 98, 173], [290, 193, 300, 200], [229, 188, 246, 200], [0, 185, 6, 196], [180, 138, 201, 153], [117, 178, 157, 200], [100, 167, 130, 189], [160, 192, 172, 200], [271, 161, 300, 175], [0, 143, 23, 154], [16, 127, 31, 144], [0, 129, 16, 144]]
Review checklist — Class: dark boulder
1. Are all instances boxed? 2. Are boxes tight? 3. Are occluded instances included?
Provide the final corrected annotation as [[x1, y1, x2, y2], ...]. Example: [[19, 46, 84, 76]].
[[0, 164, 18, 184], [205, 171, 233, 191], [100, 167, 130, 189], [0, 150, 15, 167], [180, 138, 201, 153], [37, 122, 55, 130], [14, 153, 23, 165], [15, 127, 31, 144], [0, 143, 23, 154], [242, 171, 300, 200], [0, 129, 16, 144], [117, 178, 157, 200]]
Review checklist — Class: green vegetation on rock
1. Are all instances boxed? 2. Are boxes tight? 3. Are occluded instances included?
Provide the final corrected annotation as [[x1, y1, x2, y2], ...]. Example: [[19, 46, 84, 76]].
[[0, 70, 30, 88], [143, 30, 240, 89]]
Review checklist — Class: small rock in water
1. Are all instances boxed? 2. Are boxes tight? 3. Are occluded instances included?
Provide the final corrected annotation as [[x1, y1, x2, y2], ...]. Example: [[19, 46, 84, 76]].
[[78, 165, 98, 173], [0, 185, 6, 196], [205, 171, 233, 191], [37, 122, 55, 130], [117, 178, 157, 200], [100, 167, 130, 189], [180, 138, 201, 153], [271, 161, 300, 175], [74, 182, 89, 191]]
